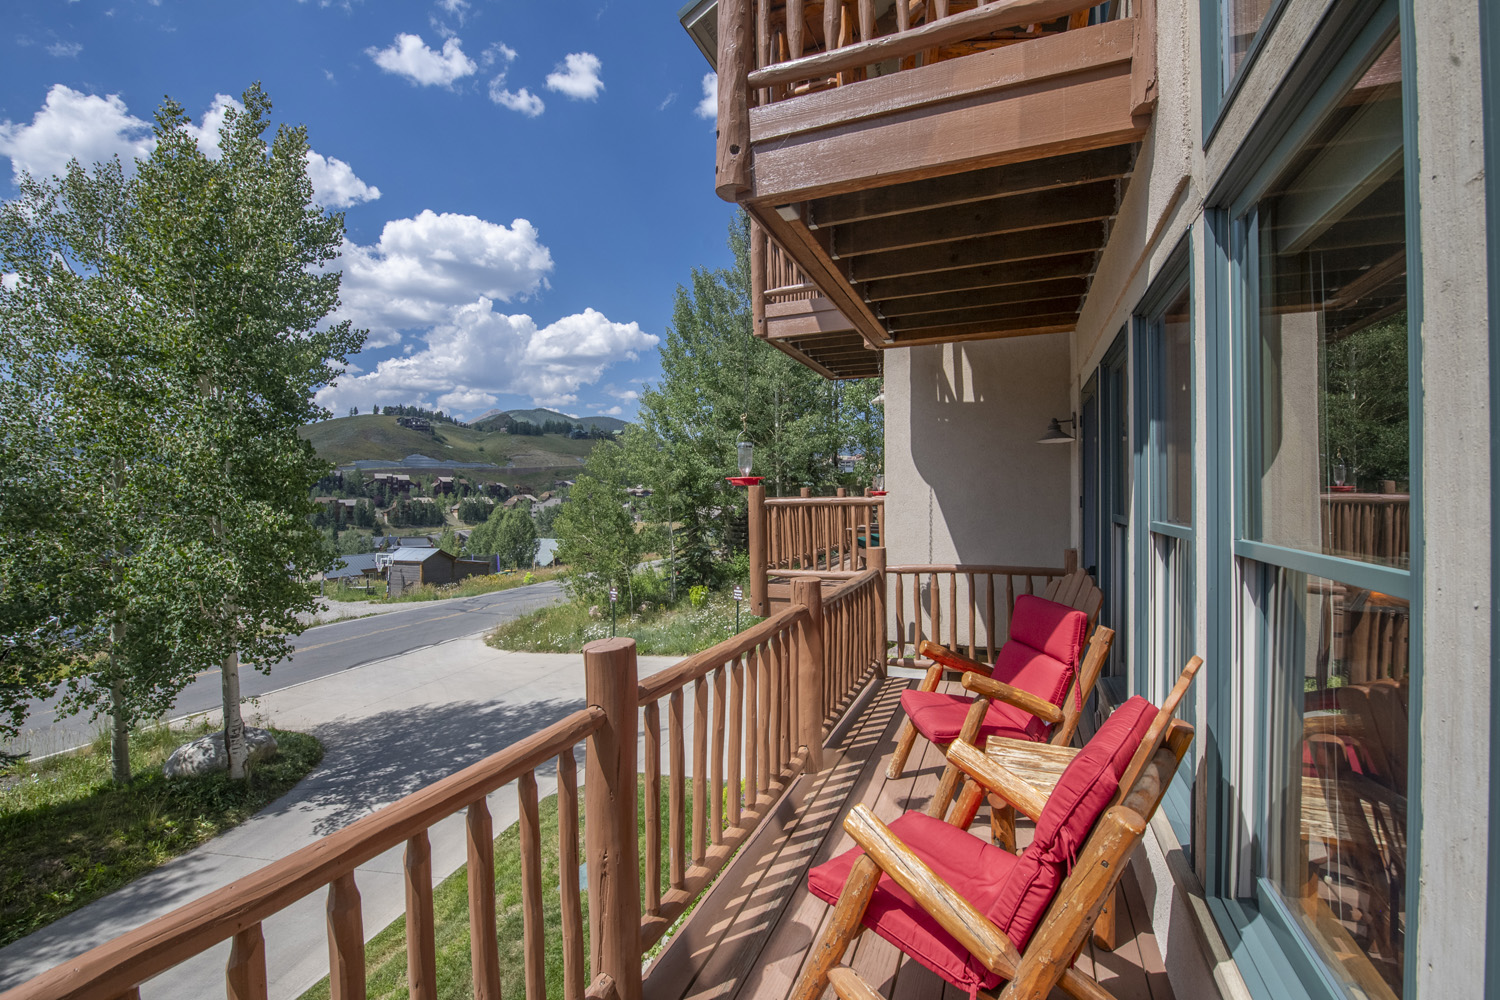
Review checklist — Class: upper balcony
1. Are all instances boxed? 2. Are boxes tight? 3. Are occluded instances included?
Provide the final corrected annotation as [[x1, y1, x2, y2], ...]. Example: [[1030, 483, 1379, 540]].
[[684, 0, 1157, 374]]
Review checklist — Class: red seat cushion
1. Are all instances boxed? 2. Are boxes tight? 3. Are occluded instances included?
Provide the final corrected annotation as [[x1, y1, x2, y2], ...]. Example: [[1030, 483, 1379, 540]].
[[807, 812, 1035, 993], [1029, 696, 1156, 866], [901, 689, 1044, 745], [1008, 595, 1088, 667]]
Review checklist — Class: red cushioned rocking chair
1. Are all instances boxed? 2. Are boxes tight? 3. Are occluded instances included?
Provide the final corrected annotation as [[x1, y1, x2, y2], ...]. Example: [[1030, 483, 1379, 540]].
[[792, 656, 1203, 1000], [886, 574, 1114, 822]]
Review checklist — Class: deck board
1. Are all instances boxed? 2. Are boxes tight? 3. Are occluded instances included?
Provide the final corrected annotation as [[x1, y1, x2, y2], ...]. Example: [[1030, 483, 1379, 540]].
[[644, 676, 1175, 1000]]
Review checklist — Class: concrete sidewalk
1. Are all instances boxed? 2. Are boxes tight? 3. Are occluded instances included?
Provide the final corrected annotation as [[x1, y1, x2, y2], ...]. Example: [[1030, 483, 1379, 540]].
[[0, 636, 683, 999]]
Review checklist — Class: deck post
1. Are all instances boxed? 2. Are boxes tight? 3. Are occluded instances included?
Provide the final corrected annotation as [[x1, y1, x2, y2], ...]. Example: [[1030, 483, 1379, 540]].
[[751, 220, 767, 339], [584, 638, 643, 1000], [793, 578, 825, 772], [749, 484, 768, 616], [714, 0, 753, 200], [1064, 548, 1078, 574], [870, 547, 888, 677]]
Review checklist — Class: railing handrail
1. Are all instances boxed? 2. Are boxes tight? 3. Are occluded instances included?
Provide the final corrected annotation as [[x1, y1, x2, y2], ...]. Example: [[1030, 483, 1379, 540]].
[[1, 706, 606, 1000], [765, 496, 884, 507], [888, 562, 1068, 577], [824, 568, 882, 610], [745, 0, 1106, 90], [637, 603, 810, 703]]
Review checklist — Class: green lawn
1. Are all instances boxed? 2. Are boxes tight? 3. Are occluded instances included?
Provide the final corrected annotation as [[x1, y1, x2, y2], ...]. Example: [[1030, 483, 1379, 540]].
[[486, 590, 764, 656], [299, 414, 600, 469], [0, 721, 323, 947], [299, 783, 709, 1000]]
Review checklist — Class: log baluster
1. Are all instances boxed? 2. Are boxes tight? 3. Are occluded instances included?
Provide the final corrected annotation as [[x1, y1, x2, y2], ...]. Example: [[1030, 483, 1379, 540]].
[[558, 749, 586, 1000], [692, 677, 708, 865], [326, 873, 365, 1000], [467, 800, 502, 1000], [226, 923, 268, 1000], [644, 701, 662, 916], [668, 688, 686, 888], [728, 654, 744, 829], [519, 770, 546, 1000], [403, 833, 438, 1000], [712, 665, 726, 841]]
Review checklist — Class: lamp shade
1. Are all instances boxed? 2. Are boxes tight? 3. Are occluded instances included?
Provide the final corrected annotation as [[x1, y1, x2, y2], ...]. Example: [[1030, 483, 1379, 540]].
[[1037, 418, 1075, 445]]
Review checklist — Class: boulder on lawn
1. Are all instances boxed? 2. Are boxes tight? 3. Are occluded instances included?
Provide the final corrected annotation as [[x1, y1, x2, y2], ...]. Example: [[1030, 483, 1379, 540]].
[[164, 727, 279, 779]]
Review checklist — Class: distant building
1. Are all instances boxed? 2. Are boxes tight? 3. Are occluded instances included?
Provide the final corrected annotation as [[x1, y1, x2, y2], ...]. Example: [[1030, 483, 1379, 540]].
[[385, 546, 491, 596], [396, 416, 431, 433]]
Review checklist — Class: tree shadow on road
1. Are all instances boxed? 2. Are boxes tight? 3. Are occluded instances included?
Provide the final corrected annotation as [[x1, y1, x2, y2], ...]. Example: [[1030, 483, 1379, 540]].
[[258, 697, 587, 837]]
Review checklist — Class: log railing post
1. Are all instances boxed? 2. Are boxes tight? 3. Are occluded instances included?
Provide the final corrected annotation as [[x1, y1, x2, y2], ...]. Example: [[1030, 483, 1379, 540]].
[[584, 638, 643, 1000], [793, 578, 826, 772], [715, 0, 753, 200], [749, 484, 768, 616], [870, 547, 888, 677]]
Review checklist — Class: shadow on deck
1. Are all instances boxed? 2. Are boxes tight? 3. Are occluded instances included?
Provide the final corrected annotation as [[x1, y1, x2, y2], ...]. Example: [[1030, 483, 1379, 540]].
[[644, 676, 1173, 1000]]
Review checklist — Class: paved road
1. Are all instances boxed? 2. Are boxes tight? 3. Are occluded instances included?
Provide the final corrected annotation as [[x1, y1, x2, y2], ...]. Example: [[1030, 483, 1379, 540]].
[[6, 580, 567, 758]]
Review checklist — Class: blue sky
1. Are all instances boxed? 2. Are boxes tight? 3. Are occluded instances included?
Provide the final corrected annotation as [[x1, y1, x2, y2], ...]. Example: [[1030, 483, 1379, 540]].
[[0, 0, 737, 423]]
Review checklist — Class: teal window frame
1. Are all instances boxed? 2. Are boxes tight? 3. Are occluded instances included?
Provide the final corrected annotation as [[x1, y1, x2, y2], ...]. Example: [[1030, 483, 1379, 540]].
[[1097, 330, 1132, 685], [1132, 239, 1196, 844], [1199, 0, 1292, 144], [1200, 0, 1422, 997]]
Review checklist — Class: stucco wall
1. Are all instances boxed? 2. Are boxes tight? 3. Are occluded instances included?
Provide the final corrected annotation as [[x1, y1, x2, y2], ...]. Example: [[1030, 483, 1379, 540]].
[[884, 336, 1073, 573], [1411, 0, 1492, 994]]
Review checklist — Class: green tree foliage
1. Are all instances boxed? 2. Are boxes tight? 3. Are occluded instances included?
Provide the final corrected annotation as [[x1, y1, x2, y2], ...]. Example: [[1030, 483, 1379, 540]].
[[1321, 312, 1409, 490], [0, 84, 364, 781], [457, 497, 493, 524], [554, 442, 643, 604], [466, 508, 538, 570], [437, 526, 461, 557], [630, 211, 883, 591]]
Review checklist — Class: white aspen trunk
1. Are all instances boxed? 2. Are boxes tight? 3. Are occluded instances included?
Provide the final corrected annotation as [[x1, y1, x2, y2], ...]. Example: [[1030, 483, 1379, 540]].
[[109, 621, 131, 785], [221, 645, 247, 780]]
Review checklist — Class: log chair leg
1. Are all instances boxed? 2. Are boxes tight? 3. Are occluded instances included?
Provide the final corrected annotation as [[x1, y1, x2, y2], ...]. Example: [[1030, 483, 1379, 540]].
[[990, 800, 1017, 854], [928, 698, 990, 819], [886, 666, 943, 779], [1089, 885, 1121, 951], [791, 854, 882, 1000], [948, 777, 987, 829]]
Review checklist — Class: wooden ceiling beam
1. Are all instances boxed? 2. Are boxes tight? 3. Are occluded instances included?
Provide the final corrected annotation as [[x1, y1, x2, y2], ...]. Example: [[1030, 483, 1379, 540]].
[[876, 275, 1090, 316], [858, 251, 1099, 300], [890, 317, 1079, 346], [885, 296, 1085, 332], [832, 180, 1120, 258], [849, 220, 1106, 282], [807, 145, 1135, 229]]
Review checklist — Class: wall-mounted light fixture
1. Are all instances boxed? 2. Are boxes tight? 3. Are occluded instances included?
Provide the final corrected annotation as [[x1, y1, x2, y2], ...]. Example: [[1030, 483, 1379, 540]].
[[1037, 414, 1078, 445]]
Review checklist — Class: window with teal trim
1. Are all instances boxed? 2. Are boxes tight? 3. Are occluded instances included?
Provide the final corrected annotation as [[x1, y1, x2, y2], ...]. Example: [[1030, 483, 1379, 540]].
[[1232, 28, 1411, 1000]]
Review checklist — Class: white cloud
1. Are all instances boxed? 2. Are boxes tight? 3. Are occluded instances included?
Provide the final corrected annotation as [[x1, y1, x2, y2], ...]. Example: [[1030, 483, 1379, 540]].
[[436, 0, 469, 19], [489, 76, 544, 117], [597, 405, 624, 416], [367, 33, 477, 87], [695, 72, 717, 119], [324, 68, 336, 83], [658, 92, 678, 111], [305, 151, 381, 207], [316, 301, 657, 416], [46, 41, 82, 58], [0, 89, 379, 208], [546, 52, 603, 100], [334, 210, 554, 347], [481, 41, 516, 67], [1, 272, 18, 291], [0, 85, 152, 182], [607, 387, 640, 401]]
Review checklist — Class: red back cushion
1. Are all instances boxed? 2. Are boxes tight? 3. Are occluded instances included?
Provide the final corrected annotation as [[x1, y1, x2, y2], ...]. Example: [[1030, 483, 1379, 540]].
[[987, 696, 1156, 945], [988, 642, 1074, 737], [1009, 595, 1088, 666]]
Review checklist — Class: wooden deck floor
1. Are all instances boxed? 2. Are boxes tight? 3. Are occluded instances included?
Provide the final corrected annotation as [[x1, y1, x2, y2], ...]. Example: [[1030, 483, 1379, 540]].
[[643, 675, 1174, 1000]]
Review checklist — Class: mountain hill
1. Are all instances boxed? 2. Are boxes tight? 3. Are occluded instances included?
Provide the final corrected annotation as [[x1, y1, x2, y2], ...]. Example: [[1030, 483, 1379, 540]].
[[472, 408, 628, 433], [299, 413, 605, 470]]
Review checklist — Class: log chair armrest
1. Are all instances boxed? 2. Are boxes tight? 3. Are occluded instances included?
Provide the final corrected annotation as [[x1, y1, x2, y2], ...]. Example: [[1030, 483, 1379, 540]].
[[842, 804, 1021, 979], [961, 672, 1064, 725], [946, 739, 1049, 820], [917, 640, 993, 678]]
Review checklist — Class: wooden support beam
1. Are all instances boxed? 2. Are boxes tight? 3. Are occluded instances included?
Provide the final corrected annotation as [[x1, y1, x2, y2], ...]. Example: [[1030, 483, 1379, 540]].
[[832, 179, 1120, 257], [808, 145, 1135, 229], [877, 275, 1090, 316], [849, 220, 1106, 282], [889, 317, 1078, 346], [752, 205, 893, 347], [715, 0, 754, 200], [885, 296, 1085, 332], [859, 251, 1099, 300]]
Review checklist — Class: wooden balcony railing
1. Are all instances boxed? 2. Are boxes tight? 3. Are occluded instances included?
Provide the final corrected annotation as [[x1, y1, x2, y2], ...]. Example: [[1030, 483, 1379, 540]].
[[715, 0, 1151, 201], [746, 485, 885, 615], [1322, 491, 1410, 567], [887, 556, 1075, 666], [2, 570, 886, 1000]]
